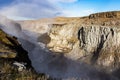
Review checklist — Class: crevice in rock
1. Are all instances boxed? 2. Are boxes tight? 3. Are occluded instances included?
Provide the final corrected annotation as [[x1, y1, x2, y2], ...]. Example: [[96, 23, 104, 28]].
[[78, 27, 86, 48], [110, 28, 114, 36], [91, 35, 107, 64]]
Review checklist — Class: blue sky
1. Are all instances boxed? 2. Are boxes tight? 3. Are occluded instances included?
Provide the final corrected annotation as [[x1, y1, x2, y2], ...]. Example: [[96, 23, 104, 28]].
[[0, 0, 120, 20]]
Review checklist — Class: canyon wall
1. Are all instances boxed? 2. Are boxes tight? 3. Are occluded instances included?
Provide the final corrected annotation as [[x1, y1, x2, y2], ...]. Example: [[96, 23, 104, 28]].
[[48, 24, 120, 71]]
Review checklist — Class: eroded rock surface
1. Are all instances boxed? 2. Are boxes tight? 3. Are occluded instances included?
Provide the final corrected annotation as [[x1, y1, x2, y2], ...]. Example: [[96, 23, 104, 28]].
[[47, 23, 120, 71]]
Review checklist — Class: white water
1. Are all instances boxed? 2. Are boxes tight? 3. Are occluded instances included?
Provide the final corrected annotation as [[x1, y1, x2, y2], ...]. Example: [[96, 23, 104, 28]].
[[0, 16, 118, 80]]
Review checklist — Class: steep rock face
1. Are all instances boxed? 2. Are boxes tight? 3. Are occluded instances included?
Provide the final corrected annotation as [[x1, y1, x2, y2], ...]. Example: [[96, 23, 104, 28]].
[[78, 26, 118, 54], [47, 24, 120, 71], [78, 26, 120, 70], [47, 23, 79, 53]]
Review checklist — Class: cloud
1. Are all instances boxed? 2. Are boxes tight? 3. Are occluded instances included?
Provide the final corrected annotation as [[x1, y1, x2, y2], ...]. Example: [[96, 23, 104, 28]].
[[0, 0, 93, 20], [0, 0, 64, 19], [50, 0, 78, 3]]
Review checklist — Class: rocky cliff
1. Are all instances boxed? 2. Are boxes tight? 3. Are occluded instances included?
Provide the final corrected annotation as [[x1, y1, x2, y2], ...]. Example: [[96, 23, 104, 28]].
[[46, 24, 120, 72], [1, 11, 120, 79], [89, 11, 120, 19]]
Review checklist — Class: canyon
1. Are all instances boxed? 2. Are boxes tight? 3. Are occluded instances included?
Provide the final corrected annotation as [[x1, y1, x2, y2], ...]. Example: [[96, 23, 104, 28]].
[[1, 11, 120, 79]]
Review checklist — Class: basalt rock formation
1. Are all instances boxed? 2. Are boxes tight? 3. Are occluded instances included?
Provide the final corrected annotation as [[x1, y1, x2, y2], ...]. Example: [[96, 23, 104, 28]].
[[1, 11, 120, 79], [89, 11, 120, 19]]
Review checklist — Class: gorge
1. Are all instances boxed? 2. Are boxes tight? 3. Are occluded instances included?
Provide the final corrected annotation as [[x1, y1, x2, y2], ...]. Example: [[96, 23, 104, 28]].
[[1, 11, 120, 80]]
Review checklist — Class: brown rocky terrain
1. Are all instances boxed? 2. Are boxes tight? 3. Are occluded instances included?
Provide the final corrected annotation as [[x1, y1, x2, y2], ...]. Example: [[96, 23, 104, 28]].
[[1, 11, 120, 79]]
